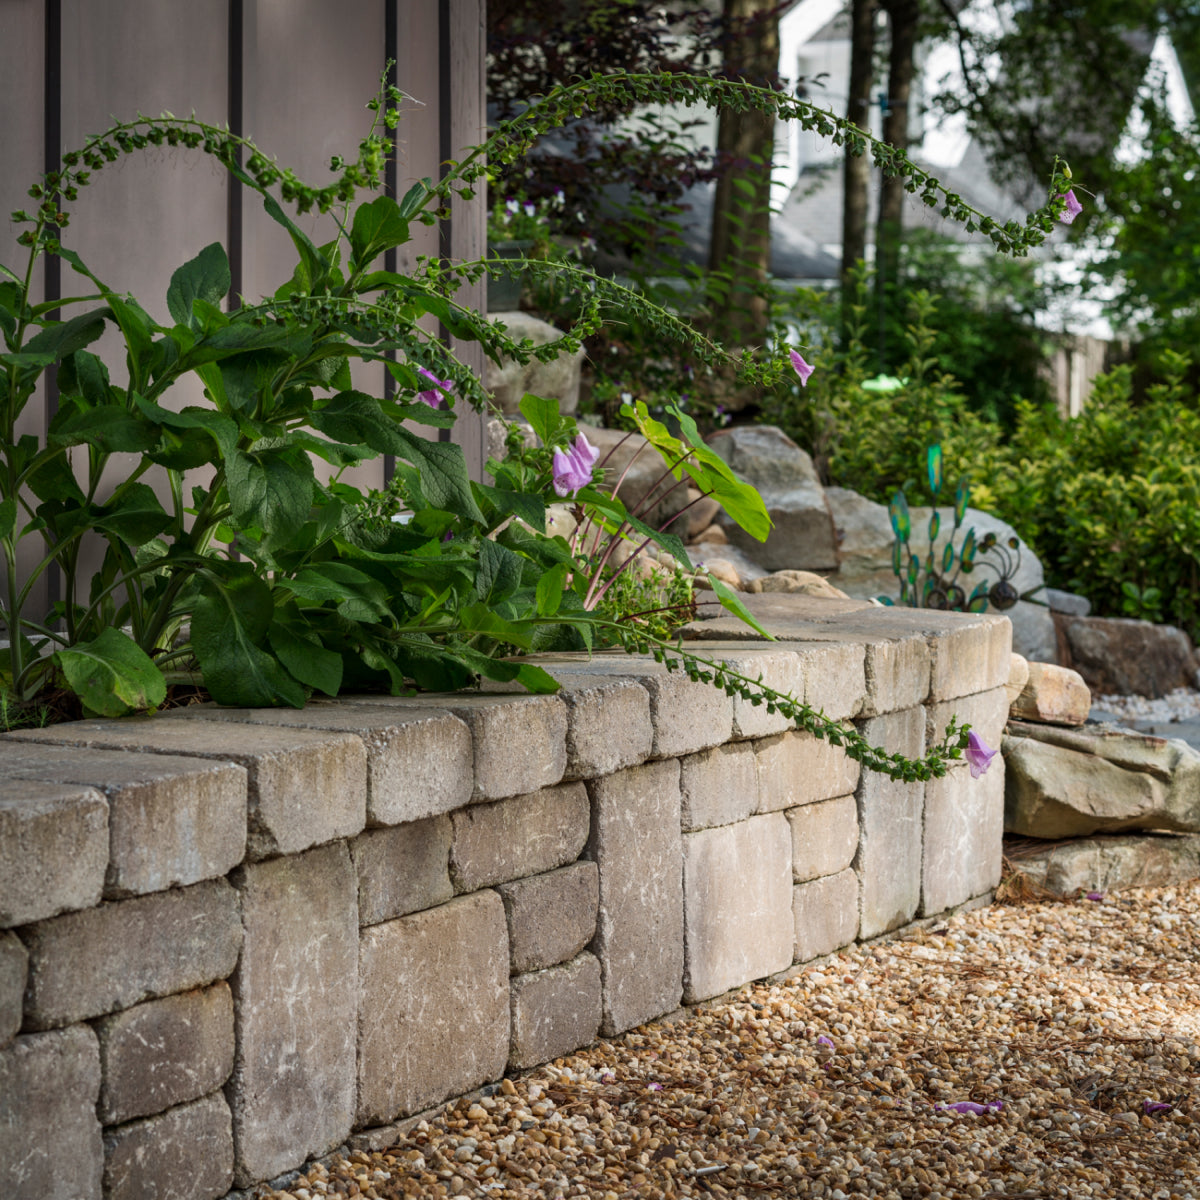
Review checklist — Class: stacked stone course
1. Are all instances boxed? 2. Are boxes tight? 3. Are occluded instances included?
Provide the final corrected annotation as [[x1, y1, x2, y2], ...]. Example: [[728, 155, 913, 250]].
[[0, 598, 1010, 1199]]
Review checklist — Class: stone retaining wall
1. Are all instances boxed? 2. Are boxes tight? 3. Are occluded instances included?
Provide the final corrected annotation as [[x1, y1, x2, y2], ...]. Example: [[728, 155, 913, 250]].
[[0, 598, 1011, 1200]]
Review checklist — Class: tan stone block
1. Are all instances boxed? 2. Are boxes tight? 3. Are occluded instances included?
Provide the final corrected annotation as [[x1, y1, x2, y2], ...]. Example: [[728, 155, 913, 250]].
[[556, 677, 653, 778], [860, 633, 931, 716], [352, 816, 453, 926], [715, 648, 802, 739], [926, 612, 1012, 701], [0, 932, 25, 1048], [451, 782, 589, 893], [755, 730, 859, 813], [793, 870, 859, 962], [357, 892, 509, 1123], [922, 759, 1004, 916], [0, 777, 108, 927], [679, 742, 759, 831], [509, 952, 603, 1070], [1010, 661, 1092, 726], [498, 862, 598, 974], [788, 795, 858, 882]]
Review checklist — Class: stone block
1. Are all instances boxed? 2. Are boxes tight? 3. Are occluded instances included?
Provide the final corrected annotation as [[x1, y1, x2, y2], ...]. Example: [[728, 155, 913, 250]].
[[0, 1025, 102, 1200], [922, 760, 1004, 917], [1011, 832, 1200, 896], [0, 931, 25, 1047], [1009, 662, 1092, 726], [788, 795, 859, 882], [165, 703, 473, 826], [357, 891, 509, 1124], [860, 633, 931, 716], [0, 742, 245, 899], [229, 843, 357, 1186], [103, 1092, 232, 1200], [498, 862, 598, 974], [793, 869, 860, 962], [718, 649, 802, 739], [926, 613, 1012, 702], [682, 814, 793, 1003], [450, 782, 589, 893], [755, 730, 860, 813], [337, 693, 567, 802], [352, 816, 453, 926], [679, 742, 759, 831], [796, 640, 869, 721], [587, 760, 684, 1035], [22, 880, 241, 1030], [854, 708, 926, 939], [556, 677, 653, 779], [926, 686, 1009, 761], [10, 718, 367, 861], [97, 982, 234, 1125], [509, 952, 603, 1070], [0, 777, 107, 927]]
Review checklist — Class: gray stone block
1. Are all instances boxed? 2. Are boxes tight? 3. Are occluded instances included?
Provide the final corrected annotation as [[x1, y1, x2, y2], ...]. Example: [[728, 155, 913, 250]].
[[451, 782, 589, 893], [719, 648, 802, 739], [557, 677, 653, 779], [860, 633, 931, 716], [352, 816, 453, 926], [679, 742, 759, 831], [164, 703, 473, 826], [0, 1025, 102, 1200], [1, 930, 27, 1048], [788, 795, 859, 882], [926, 613, 1012, 702], [793, 869, 860, 962], [357, 891, 509, 1124], [337, 693, 567, 801], [10, 718, 367, 861], [22, 880, 241, 1030], [509, 952, 603, 1070], [103, 1092, 233, 1200], [97, 982, 234, 1125], [229, 843, 357, 1186], [854, 707, 926, 939], [0, 742, 245, 899], [588, 760, 684, 1035], [498, 862, 598, 974], [755, 730, 860, 813], [681, 814, 793, 1003], [0, 777, 107, 927]]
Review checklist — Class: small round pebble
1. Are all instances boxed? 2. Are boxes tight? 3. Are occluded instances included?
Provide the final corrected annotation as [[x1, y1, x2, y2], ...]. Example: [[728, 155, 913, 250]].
[[252, 881, 1200, 1199]]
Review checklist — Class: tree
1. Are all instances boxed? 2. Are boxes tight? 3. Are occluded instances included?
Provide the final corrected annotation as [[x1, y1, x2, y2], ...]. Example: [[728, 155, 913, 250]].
[[841, 0, 877, 296]]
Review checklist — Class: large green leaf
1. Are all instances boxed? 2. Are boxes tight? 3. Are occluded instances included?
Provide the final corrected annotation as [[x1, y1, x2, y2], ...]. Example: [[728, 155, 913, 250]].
[[55, 627, 166, 717], [311, 390, 407, 452], [225, 444, 314, 539], [474, 538, 524, 605], [48, 401, 158, 454], [267, 619, 342, 697], [287, 562, 393, 622], [349, 195, 411, 271], [166, 242, 231, 328], [92, 482, 172, 546], [391, 428, 484, 522], [135, 397, 240, 462]]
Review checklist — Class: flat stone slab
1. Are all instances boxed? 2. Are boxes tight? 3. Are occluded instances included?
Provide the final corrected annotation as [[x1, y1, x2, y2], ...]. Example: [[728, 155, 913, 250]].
[[509, 952, 603, 1070], [1007, 832, 1200, 896], [793, 869, 860, 962]]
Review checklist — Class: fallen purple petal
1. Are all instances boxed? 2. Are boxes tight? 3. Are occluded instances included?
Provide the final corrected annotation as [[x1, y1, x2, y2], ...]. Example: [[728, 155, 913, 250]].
[[647, 1082, 662, 1091], [1144, 1100, 1173, 1115], [817, 1036, 836, 1049], [935, 1100, 1003, 1115], [1086, 891, 1104, 901]]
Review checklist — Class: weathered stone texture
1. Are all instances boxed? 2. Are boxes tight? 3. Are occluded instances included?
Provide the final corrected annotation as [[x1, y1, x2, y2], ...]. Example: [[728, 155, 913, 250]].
[[352, 816, 453, 926], [229, 843, 357, 1186], [588, 760, 685, 1035], [1, 742, 245, 899], [719, 649, 802, 739], [682, 813, 793, 1003], [1056, 615, 1198, 698], [860, 634, 931, 716], [679, 742, 759, 831], [1, 930, 27, 1048], [509, 952, 603, 1070], [22, 880, 241, 1030], [788, 795, 859, 882], [854, 707, 926, 939], [498, 862, 599, 975], [103, 1092, 233, 1200], [451, 782, 589, 893], [358, 891, 509, 1124], [793, 869, 860, 962], [756, 730, 860, 814], [97, 982, 234, 1125], [0, 777, 107, 927], [922, 762, 1005, 917], [556, 677, 653, 779], [0, 1025, 102, 1200], [926, 613, 1011, 701], [10, 718, 367, 860], [167, 703, 473, 825], [1012, 832, 1200, 897], [1009, 662, 1092, 726]]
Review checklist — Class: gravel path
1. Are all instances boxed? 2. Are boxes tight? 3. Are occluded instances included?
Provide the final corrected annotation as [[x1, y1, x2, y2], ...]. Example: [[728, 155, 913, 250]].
[[256, 883, 1200, 1200]]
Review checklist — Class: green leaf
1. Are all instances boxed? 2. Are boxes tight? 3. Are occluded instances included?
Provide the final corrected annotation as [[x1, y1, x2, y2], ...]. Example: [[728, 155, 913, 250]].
[[397, 178, 432, 219], [191, 569, 306, 707], [55, 627, 166, 717], [21, 308, 107, 365], [225, 444, 315, 539], [708, 574, 774, 640], [92, 482, 172, 546], [475, 538, 524, 605], [536, 563, 567, 616], [135, 397, 240, 462], [48, 402, 158, 454], [166, 242, 231, 328], [349, 195, 411, 271], [519, 393, 564, 447], [287, 562, 393, 622], [268, 620, 342, 697], [472, 482, 546, 533], [0, 497, 15, 541]]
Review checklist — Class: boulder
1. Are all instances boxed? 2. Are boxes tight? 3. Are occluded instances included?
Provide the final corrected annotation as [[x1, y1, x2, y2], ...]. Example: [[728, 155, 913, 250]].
[[1009, 662, 1091, 726], [824, 486, 1057, 663], [1003, 719, 1200, 837], [747, 570, 850, 600], [706, 426, 838, 571], [1054, 615, 1199, 698], [1005, 654, 1030, 705], [686, 490, 721, 538], [485, 312, 584, 416], [1008, 832, 1200, 896], [1045, 588, 1091, 617]]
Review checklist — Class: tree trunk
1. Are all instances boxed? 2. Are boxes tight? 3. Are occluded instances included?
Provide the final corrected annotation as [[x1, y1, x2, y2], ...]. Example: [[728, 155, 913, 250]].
[[875, 0, 919, 296], [841, 0, 876, 323]]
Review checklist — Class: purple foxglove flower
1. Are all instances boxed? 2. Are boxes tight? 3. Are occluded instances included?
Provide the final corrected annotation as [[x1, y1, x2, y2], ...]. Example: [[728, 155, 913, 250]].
[[790, 349, 814, 386], [936, 1100, 1003, 1115], [1058, 189, 1083, 225], [1086, 891, 1104, 901], [416, 366, 453, 409], [1143, 1100, 1172, 1115], [552, 433, 600, 498], [965, 730, 997, 778]]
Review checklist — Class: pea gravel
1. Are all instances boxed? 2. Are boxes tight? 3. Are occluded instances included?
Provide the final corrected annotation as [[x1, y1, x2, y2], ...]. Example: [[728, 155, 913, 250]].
[[252, 881, 1200, 1200]]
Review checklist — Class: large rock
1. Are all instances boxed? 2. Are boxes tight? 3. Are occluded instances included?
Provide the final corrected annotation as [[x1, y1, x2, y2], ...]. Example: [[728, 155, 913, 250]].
[[498, 862, 598, 975], [707, 426, 838, 571], [1055, 615, 1199, 698], [1004, 719, 1200, 838], [583, 425, 693, 532], [1009, 662, 1091, 726], [1009, 832, 1200, 896], [824, 486, 1057, 664], [485, 312, 584, 416]]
